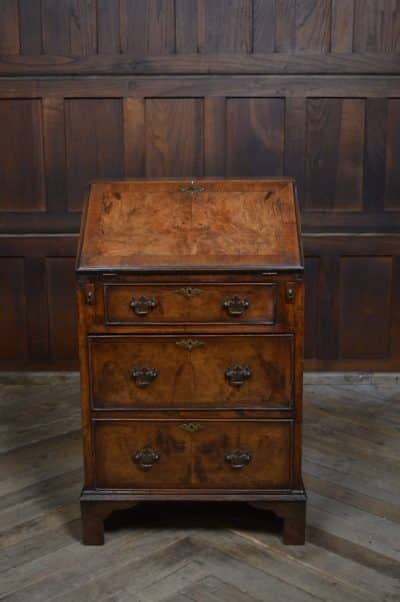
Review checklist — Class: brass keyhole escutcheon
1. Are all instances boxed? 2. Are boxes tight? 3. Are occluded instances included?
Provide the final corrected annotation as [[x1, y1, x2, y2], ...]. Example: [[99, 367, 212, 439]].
[[178, 423, 204, 433], [175, 339, 205, 351], [180, 180, 205, 193], [175, 287, 204, 299]]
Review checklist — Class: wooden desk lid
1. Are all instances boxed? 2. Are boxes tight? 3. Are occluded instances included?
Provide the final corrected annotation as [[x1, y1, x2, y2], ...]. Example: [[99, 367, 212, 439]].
[[77, 179, 303, 273]]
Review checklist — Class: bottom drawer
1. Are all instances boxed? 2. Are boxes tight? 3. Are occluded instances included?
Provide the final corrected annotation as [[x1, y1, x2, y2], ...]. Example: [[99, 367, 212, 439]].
[[93, 420, 293, 490]]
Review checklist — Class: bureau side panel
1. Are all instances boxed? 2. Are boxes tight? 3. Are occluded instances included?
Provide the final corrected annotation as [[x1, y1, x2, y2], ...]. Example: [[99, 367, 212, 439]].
[[77, 281, 95, 487], [293, 278, 304, 489]]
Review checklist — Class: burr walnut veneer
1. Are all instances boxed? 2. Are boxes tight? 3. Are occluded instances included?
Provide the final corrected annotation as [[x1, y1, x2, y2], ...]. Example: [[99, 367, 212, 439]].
[[76, 178, 306, 545]]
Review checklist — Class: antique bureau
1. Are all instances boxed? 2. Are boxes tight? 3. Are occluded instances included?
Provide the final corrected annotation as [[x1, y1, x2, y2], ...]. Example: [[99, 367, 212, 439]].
[[76, 178, 306, 545]]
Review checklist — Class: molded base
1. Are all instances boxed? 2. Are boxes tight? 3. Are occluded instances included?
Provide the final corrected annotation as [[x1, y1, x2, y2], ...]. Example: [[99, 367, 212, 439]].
[[80, 489, 306, 546]]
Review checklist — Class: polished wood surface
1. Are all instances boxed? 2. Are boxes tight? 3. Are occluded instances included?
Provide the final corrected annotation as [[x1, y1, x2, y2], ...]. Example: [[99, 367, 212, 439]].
[[77, 177, 305, 545], [1, 372, 399, 600], [94, 419, 292, 490], [105, 282, 277, 325], [77, 179, 302, 272], [1, 2, 399, 371], [89, 334, 293, 410]]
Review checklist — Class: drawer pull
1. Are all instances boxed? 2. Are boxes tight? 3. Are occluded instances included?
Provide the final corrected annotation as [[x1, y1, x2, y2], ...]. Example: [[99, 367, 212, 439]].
[[130, 367, 158, 387], [222, 296, 250, 317], [225, 365, 252, 387], [225, 450, 252, 469], [129, 296, 157, 316], [175, 338, 205, 351], [133, 447, 160, 470], [175, 286, 204, 299], [178, 422, 203, 433]]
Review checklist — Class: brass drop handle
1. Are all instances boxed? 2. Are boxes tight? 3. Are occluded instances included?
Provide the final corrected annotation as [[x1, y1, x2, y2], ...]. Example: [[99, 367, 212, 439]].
[[130, 367, 158, 387], [129, 296, 157, 316], [133, 447, 160, 470], [225, 450, 252, 469], [222, 296, 250, 317], [225, 365, 252, 387]]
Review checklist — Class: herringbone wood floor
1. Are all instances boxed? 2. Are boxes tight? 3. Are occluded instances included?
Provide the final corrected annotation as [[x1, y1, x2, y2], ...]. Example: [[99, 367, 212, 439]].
[[0, 373, 399, 601]]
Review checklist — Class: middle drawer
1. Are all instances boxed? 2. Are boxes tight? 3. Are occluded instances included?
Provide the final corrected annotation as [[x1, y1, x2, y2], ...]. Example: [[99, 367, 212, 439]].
[[89, 334, 294, 411]]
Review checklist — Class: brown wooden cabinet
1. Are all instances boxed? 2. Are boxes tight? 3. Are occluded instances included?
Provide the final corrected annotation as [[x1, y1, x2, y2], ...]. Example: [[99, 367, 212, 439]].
[[76, 178, 306, 545]]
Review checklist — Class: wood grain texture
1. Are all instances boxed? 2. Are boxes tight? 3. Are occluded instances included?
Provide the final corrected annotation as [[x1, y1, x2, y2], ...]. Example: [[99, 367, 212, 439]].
[[304, 256, 319, 359], [42, 0, 96, 55], [0, 1, 399, 370], [89, 334, 293, 410], [77, 177, 305, 545], [385, 99, 400, 210], [305, 99, 365, 211], [339, 257, 392, 359], [145, 99, 203, 177], [47, 258, 78, 360], [354, 0, 400, 52], [18, 0, 42, 54], [97, 0, 121, 54], [65, 99, 124, 211], [123, 98, 145, 177], [0, 372, 399, 599], [226, 99, 284, 176], [275, 0, 297, 51], [2, 53, 400, 75], [0, 258, 26, 360], [120, 0, 175, 55], [204, 97, 225, 176], [1, 233, 399, 371], [364, 98, 387, 212], [198, 0, 252, 53], [253, 0, 276, 52], [94, 419, 292, 489], [104, 282, 277, 325], [43, 98, 67, 212], [0, 0, 19, 54], [78, 180, 301, 271], [285, 97, 306, 204], [0, 99, 45, 212], [331, 0, 354, 53], [295, 0, 331, 52], [176, 0, 198, 53]]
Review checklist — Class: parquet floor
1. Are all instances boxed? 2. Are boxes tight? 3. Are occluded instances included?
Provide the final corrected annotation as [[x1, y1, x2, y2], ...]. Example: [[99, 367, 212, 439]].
[[0, 372, 399, 601]]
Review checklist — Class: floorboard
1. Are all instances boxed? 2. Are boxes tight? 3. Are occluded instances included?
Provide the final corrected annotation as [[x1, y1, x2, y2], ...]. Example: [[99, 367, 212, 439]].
[[0, 372, 399, 601]]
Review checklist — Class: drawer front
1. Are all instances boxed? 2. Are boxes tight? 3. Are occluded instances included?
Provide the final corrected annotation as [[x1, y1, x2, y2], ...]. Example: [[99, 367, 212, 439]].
[[89, 334, 294, 410], [94, 420, 292, 489], [104, 283, 276, 324]]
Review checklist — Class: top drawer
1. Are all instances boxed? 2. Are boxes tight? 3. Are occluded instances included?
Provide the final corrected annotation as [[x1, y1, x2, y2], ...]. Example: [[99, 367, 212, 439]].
[[104, 283, 276, 325]]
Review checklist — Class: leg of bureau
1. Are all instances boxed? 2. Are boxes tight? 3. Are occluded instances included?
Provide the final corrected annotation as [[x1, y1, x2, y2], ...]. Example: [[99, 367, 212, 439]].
[[81, 501, 105, 545], [249, 499, 306, 545], [281, 502, 306, 545], [81, 499, 140, 545]]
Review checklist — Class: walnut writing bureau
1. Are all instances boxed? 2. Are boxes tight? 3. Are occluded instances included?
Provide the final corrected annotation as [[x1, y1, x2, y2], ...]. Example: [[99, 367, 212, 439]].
[[76, 178, 306, 545]]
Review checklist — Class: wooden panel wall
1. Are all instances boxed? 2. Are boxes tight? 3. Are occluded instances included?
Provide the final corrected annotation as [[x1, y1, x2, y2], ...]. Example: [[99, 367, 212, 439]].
[[0, 0, 399, 370]]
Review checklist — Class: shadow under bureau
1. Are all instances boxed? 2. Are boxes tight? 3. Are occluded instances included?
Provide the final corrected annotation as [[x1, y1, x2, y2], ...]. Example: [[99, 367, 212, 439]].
[[76, 178, 306, 545]]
